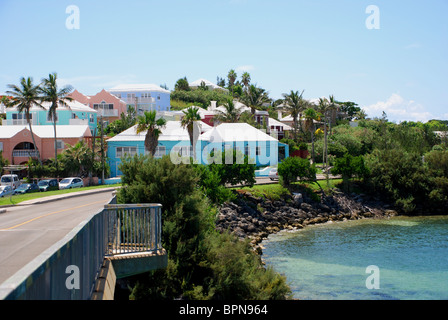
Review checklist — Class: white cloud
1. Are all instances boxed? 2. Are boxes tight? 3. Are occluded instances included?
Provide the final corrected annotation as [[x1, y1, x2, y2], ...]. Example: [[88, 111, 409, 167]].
[[362, 93, 433, 122], [235, 65, 255, 72]]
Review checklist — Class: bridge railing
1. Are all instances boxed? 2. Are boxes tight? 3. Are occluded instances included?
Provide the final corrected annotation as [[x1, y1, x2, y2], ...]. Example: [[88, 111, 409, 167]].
[[0, 201, 163, 300], [104, 204, 163, 255]]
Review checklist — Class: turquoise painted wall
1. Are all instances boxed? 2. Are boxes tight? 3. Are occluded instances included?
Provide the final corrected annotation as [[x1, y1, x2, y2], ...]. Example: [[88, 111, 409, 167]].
[[107, 139, 287, 178]]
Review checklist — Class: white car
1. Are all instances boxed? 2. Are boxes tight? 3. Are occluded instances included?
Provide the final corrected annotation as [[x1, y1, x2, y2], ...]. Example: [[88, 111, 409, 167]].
[[0, 185, 13, 197], [268, 168, 279, 180], [59, 177, 84, 190]]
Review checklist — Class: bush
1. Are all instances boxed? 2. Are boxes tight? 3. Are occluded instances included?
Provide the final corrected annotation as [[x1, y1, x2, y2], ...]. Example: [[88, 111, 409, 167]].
[[118, 154, 291, 300], [278, 156, 316, 187]]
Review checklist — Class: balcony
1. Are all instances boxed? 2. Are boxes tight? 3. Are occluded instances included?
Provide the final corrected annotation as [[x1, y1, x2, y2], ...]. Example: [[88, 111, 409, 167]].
[[12, 149, 40, 158], [3, 119, 38, 126], [95, 109, 118, 117], [69, 118, 89, 125]]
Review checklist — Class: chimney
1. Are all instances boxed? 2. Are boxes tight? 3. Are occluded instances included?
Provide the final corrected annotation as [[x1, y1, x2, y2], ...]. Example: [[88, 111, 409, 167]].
[[277, 110, 282, 119], [209, 100, 217, 111]]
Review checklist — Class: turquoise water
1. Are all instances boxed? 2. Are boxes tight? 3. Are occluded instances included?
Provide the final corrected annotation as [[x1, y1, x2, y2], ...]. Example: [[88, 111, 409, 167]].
[[262, 215, 448, 300]]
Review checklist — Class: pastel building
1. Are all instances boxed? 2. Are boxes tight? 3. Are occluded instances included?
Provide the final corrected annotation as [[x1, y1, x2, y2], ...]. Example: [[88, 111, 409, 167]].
[[4, 100, 98, 134], [106, 121, 289, 178], [107, 121, 211, 177], [0, 125, 92, 166], [107, 84, 171, 114], [70, 89, 128, 124]]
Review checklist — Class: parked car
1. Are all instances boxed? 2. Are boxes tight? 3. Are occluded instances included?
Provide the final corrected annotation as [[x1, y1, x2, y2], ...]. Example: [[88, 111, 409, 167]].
[[13, 183, 40, 195], [38, 179, 59, 192], [1, 174, 21, 189], [268, 168, 279, 180], [59, 177, 83, 190], [0, 185, 13, 197]]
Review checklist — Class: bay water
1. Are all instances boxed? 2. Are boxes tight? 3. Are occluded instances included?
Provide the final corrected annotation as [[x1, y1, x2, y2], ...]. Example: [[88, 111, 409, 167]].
[[262, 215, 448, 300]]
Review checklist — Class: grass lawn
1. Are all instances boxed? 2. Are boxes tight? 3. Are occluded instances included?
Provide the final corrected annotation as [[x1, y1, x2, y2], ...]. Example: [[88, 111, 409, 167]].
[[233, 178, 344, 202], [0, 183, 121, 206]]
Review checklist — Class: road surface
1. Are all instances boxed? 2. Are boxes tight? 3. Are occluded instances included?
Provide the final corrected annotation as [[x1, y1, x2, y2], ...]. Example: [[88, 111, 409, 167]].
[[0, 190, 116, 284]]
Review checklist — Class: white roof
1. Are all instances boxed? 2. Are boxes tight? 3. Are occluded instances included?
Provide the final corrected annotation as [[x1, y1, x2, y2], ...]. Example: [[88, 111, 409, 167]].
[[6, 100, 96, 113], [189, 78, 228, 91], [185, 105, 216, 117], [108, 84, 170, 94], [268, 117, 292, 130], [0, 125, 91, 139], [107, 121, 194, 142], [199, 123, 278, 142]]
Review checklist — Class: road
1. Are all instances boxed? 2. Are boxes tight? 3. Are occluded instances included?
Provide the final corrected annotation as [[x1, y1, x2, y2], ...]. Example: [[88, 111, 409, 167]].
[[0, 189, 116, 284]]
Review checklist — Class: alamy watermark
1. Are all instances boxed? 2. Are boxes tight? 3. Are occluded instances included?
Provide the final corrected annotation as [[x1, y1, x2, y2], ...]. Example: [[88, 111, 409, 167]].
[[66, 5, 80, 30], [365, 5, 380, 30], [365, 265, 380, 290], [65, 265, 80, 290]]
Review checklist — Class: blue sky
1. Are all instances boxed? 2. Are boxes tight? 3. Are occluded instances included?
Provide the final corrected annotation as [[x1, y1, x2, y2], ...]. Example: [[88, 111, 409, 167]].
[[1, 0, 447, 122]]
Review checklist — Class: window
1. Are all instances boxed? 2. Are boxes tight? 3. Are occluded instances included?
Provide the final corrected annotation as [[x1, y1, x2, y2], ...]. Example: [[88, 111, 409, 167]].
[[93, 102, 114, 110], [116, 146, 137, 158], [55, 140, 64, 150], [157, 94, 161, 100], [154, 146, 166, 158], [244, 146, 261, 157], [89, 114, 95, 123], [172, 146, 191, 157]]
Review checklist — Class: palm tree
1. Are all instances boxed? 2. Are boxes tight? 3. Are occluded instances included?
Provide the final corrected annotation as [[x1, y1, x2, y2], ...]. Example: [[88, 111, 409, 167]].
[[282, 90, 305, 140], [6, 77, 44, 165], [181, 106, 202, 160], [317, 97, 331, 183], [213, 99, 242, 124], [227, 69, 237, 94], [135, 110, 166, 157], [303, 106, 318, 164], [241, 72, 251, 92], [62, 140, 92, 176], [39, 72, 74, 174], [328, 95, 339, 135], [240, 84, 271, 116]]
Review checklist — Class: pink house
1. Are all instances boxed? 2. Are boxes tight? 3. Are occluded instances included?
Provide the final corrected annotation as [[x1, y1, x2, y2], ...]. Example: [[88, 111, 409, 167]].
[[70, 89, 128, 123], [0, 125, 92, 166]]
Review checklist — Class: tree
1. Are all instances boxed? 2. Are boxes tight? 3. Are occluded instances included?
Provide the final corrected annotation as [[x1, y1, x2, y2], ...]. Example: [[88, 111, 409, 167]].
[[328, 95, 339, 135], [6, 77, 44, 165], [174, 77, 190, 91], [240, 84, 271, 116], [278, 156, 317, 187], [241, 72, 251, 91], [60, 140, 93, 177], [282, 90, 305, 140], [213, 98, 242, 123], [317, 97, 330, 173], [135, 110, 167, 156], [181, 106, 202, 160], [332, 154, 369, 192], [227, 69, 237, 93], [39, 72, 74, 175], [303, 107, 318, 163]]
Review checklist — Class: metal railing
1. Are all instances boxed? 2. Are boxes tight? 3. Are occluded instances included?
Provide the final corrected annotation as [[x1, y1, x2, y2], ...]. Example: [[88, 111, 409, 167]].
[[0, 201, 163, 300], [12, 150, 40, 158], [104, 204, 162, 255]]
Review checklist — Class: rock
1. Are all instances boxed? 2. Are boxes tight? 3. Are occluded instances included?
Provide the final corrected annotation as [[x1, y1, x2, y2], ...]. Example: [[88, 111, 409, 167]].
[[292, 193, 303, 206]]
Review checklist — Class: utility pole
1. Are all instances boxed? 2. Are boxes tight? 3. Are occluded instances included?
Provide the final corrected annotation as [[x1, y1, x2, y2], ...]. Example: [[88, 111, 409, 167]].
[[100, 115, 105, 185]]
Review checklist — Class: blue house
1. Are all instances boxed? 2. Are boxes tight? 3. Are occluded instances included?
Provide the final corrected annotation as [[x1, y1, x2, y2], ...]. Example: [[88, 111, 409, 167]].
[[107, 84, 171, 114], [4, 100, 98, 134], [107, 121, 289, 178]]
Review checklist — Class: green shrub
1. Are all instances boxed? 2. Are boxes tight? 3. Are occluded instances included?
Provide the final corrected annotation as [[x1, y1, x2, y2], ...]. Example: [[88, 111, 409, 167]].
[[278, 156, 316, 187]]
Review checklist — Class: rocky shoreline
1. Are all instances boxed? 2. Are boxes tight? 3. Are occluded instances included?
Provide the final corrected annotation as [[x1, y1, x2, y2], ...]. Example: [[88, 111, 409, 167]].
[[216, 188, 399, 255]]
